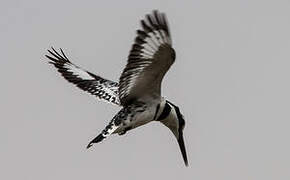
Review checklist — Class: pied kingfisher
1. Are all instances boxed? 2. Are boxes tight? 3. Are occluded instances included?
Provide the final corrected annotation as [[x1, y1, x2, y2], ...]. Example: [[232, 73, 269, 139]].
[[45, 10, 188, 166]]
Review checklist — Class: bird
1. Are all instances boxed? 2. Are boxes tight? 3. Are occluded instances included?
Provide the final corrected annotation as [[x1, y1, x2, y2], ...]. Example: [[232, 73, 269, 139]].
[[45, 10, 188, 166]]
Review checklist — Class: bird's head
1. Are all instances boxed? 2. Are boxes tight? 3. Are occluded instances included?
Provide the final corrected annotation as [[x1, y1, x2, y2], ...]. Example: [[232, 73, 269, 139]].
[[160, 100, 188, 166]]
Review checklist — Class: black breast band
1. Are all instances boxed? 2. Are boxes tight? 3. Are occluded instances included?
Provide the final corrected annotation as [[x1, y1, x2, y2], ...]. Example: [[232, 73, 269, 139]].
[[156, 102, 171, 121]]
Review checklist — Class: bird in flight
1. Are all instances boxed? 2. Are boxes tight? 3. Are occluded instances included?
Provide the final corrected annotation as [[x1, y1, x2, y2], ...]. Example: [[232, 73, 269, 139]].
[[45, 10, 188, 166]]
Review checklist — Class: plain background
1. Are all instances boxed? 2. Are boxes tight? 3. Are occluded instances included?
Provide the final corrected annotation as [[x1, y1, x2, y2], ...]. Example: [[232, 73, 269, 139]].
[[1, 0, 290, 179]]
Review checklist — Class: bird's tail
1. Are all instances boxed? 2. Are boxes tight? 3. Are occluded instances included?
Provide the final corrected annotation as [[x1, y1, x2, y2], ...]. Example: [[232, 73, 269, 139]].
[[86, 133, 106, 148], [86, 122, 119, 149]]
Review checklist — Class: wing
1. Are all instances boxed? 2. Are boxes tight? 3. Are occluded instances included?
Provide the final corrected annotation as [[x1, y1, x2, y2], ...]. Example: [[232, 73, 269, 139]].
[[119, 10, 175, 105], [45, 47, 121, 106]]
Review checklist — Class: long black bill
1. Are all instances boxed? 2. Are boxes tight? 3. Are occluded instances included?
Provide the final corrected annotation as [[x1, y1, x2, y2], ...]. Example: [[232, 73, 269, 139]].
[[178, 131, 188, 166]]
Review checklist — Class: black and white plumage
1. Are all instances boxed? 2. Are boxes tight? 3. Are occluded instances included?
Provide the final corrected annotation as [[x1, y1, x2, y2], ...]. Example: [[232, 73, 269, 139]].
[[119, 11, 175, 105], [46, 48, 120, 106], [45, 10, 188, 166]]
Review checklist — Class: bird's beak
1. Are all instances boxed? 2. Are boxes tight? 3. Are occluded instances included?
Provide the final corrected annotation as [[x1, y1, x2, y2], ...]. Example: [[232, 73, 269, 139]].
[[178, 131, 188, 167]]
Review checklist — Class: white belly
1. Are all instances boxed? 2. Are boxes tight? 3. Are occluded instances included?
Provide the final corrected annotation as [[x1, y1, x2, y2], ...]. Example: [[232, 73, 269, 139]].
[[131, 109, 155, 128]]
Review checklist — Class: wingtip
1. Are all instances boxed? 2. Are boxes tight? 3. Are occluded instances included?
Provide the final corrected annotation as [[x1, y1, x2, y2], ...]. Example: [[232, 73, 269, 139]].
[[45, 46, 70, 63], [51, 46, 56, 52], [47, 46, 55, 54]]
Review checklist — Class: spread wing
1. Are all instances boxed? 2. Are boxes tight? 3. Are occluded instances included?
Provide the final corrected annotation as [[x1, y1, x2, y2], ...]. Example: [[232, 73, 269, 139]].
[[45, 47, 121, 106], [118, 10, 175, 105]]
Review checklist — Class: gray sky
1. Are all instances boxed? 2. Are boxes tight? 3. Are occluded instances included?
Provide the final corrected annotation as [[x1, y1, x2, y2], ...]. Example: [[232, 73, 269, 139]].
[[1, 0, 290, 179]]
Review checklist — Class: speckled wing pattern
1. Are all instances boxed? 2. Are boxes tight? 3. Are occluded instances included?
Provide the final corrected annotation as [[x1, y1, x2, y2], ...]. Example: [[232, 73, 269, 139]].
[[118, 10, 175, 105], [45, 47, 120, 106]]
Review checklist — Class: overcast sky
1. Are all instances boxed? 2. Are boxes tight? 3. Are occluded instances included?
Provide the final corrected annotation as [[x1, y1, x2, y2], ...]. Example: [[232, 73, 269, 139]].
[[1, 0, 290, 179]]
